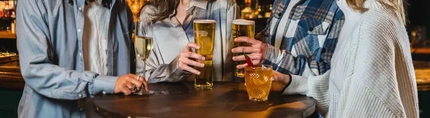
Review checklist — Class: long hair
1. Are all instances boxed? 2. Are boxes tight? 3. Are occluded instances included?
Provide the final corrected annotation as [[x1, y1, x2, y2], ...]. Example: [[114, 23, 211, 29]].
[[346, 0, 406, 24], [145, 0, 215, 22], [68, 0, 112, 8]]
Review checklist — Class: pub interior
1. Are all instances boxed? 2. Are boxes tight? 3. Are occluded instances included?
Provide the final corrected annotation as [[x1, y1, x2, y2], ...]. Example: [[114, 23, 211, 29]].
[[0, 0, 429, 117]]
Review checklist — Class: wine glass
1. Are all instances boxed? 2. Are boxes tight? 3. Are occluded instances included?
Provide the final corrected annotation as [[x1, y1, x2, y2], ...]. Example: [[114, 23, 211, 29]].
[[133, 21, 155, 95]]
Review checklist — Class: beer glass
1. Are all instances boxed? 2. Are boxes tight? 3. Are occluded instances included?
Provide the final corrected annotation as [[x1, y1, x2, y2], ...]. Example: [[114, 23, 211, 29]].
[[193, 19, 216, 90], [245, 65, 272, 101], [232, 19, 255, 78]]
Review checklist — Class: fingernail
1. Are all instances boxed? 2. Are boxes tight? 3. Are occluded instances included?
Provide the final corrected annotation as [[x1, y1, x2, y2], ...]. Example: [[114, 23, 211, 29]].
[[202, 57, 206, 60], [197, 72, 201, 75], [196, 46, 200, 49], [201, 63, 205, 67]]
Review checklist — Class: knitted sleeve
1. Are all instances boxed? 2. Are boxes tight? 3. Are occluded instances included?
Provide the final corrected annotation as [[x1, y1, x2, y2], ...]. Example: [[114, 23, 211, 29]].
[[334, 16, 416, 118]]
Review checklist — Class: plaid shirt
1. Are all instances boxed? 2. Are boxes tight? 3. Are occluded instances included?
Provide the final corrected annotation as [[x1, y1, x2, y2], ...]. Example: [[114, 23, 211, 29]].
[[257, 0, 344, 76]]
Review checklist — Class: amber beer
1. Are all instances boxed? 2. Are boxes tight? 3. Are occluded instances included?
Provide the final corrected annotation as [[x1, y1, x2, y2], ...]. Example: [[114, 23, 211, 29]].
[[245, 65, 272, 101], [193, 19, 216, 89], [232, 19, 255, 78]]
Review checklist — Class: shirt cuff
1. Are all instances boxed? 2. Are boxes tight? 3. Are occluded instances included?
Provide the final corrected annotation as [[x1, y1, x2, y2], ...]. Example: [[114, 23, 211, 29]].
[[281, 74, 309, 95], [280, 74, 292, 94], [89, 75, 118, 96], [263, 44, 281, 64], [168, 57, 192, 82]]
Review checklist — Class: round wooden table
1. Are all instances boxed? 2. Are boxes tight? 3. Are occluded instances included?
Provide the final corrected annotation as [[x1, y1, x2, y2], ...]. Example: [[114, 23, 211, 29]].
[[88, 82, 316, 118]]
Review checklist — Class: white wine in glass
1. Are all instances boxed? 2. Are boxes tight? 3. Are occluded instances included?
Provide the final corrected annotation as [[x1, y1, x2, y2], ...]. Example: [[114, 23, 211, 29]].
[[132, 21, 155, 95], [135, 36, 153, 61]]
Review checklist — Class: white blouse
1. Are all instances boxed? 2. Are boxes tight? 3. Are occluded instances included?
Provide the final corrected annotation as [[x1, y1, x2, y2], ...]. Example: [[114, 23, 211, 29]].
[[138, 0, 238, 83], [83, 1, 110, 75]]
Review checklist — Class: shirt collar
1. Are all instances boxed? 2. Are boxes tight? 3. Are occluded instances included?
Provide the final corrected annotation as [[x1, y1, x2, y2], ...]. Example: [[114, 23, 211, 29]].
[[168, 0, 208, 27], [187, 0, 208, 10]]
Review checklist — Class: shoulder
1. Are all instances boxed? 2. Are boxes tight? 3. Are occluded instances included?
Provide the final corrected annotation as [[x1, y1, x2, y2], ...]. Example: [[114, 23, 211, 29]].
[[209, 0, 237, 9], [355, 9, 407, 51], [359, 7, 403, 35], [139, 4, 159, 22]]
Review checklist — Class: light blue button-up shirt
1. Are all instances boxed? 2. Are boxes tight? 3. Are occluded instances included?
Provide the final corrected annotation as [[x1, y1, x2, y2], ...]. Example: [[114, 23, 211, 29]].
[[16, 0, 134, 117]]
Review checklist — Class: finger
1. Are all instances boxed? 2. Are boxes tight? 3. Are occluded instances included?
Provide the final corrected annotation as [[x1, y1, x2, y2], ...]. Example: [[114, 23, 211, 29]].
[[139, 76, 150, 92], [183, 52, 205, 61], [234, 36, 260, 45], [121, 87, 132, 95], [232, 54, 246, 61], [231, 46, 259, 54], [126, 83, 135, 92], [127, 75, 143, 90], [180, 57, 204, 68], [247, 53, 263, 60], [186, 43, 200, 50], [180, 64, 201, 75], [236, 64, 248, 69], [252, 59, 261, 66]]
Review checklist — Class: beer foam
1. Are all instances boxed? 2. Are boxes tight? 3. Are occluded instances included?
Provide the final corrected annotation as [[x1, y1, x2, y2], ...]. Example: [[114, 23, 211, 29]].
[[194, 19, 216, 23], [232, 19, 255, 25]]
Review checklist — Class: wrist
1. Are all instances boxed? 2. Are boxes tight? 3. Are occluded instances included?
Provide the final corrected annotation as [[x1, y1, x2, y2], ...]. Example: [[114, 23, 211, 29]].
[[280, 74, 292, 94]]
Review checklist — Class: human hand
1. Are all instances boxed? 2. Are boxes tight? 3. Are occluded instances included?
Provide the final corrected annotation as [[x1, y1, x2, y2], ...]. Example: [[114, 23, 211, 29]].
[[231, 37, 268, 69], [271, 71, 291, 92], [178, 43, 205, 75], [114, 74, 149, 95]]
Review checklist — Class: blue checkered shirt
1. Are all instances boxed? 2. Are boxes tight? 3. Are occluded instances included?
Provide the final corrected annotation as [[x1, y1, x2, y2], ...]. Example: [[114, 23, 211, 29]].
[[257, 0, 345, 76]]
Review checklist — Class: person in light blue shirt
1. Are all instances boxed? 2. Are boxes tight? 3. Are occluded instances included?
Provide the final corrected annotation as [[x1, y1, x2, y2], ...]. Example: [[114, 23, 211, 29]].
[[16, 0, 148, 117]]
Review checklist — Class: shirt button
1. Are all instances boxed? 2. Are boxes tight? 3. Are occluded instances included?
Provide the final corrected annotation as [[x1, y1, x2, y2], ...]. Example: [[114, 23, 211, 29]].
[[77, 29, 82, 32], [79, 53, 83, 57], [78, 7, 82, 11], [78, 94, 82, 97]]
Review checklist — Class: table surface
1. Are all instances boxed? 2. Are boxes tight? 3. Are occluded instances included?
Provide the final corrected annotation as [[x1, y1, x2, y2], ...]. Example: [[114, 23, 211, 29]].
[[88, 82, 316, 118]]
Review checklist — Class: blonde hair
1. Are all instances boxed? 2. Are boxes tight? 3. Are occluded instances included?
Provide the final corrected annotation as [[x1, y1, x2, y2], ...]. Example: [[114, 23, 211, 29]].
[[346, 0, 406, 24]]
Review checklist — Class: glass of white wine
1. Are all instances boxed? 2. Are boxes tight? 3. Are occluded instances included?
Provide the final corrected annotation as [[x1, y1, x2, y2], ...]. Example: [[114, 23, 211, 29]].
[[133, 21, 155, 95]]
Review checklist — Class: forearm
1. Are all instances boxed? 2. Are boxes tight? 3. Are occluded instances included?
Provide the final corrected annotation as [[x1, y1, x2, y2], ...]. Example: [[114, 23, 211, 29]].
[[278, 70, 330, 115], [144, 57, 191, 83], [20, 63, 117, 100], [262, 45, 297, 74]]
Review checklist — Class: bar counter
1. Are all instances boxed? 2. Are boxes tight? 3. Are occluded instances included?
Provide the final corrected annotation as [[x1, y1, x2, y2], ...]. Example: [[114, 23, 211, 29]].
[[0, 30, 16, 39]]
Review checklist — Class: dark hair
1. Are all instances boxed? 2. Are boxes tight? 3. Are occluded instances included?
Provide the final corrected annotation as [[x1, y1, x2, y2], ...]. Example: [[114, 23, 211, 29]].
[[68, 0, 112, 8], [145, 0, 215, 22]]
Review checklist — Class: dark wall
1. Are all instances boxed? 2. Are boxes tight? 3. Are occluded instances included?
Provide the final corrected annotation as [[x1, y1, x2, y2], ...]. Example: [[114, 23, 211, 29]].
[[407, 0, 430, 39], [0, 39, 17, 52]]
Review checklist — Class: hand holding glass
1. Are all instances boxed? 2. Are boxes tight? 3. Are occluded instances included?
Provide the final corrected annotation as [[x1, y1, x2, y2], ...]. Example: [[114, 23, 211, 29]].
[[133, 21, 155, 95]]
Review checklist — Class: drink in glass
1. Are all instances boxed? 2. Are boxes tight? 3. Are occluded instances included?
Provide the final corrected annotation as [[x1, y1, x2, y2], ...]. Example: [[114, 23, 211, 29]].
[[135, 36, 153, 61], [244, 65, 272, 101], [133, 21, 155, 95], [232, 19, 255, 78], [193, 19, 216, 90]]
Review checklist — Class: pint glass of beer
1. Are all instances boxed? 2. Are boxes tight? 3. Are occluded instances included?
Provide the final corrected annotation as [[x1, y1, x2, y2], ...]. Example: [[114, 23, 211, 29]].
[[232, 19, 255, 78], [245, 65, 272, 101], [194, 19, 216, 90]]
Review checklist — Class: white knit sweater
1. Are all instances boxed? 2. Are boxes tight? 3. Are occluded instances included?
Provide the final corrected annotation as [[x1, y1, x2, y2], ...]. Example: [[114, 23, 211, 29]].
[[283, 0, 420, 117]]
